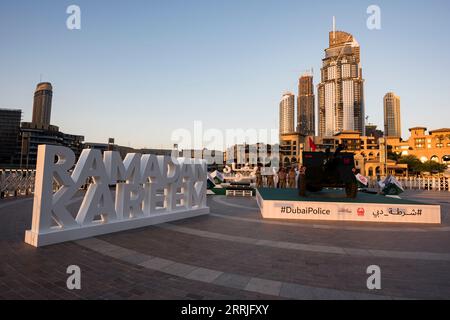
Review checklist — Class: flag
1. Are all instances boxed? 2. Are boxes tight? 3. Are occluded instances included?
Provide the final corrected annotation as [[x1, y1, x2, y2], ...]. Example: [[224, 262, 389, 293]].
[[381, 176, 404, 195], [207, 173, 216, 189], [309, 137, 317, 152], [355, 174, 369, 188], [210, 170, 224, 184]]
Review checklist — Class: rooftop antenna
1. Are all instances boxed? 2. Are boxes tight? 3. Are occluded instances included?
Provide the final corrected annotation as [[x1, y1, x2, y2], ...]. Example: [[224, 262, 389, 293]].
[[39, 73, 43, 82], [333, 16, 336, 40]]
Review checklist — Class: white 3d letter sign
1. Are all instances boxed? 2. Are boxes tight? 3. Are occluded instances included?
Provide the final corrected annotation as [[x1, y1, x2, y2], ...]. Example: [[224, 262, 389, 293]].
[[25, 145, 209, 247]]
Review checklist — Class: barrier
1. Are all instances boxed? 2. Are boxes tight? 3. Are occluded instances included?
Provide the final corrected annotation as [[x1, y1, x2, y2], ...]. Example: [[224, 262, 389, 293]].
[[256, 188, 441, 224]]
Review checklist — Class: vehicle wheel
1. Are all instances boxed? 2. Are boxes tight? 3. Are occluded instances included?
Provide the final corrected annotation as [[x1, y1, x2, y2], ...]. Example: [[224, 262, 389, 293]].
[[345, 182, 358, 199], [298, 175, 306, 197]]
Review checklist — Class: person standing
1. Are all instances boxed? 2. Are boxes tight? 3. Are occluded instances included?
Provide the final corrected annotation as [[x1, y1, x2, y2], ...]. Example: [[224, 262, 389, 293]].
[[267, 172, 275, 188], [298, 165, 307, 197], [255, 166, 263, 188], [278, 168, 287, 189], [288, 167, 296, 188]]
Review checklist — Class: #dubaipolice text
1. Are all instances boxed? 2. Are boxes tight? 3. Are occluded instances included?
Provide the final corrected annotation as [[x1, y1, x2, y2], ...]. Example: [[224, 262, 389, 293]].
[[181, 304, 269, 318]]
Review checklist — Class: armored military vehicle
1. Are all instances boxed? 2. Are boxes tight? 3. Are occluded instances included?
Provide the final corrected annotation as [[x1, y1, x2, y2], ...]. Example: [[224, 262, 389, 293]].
[[299, 147, 358, 199]]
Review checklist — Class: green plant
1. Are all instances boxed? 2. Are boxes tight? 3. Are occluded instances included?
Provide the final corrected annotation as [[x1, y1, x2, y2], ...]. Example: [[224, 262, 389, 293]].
[[387, 151, 401, 162], [398, 155, 422, 173], [398, 155, 448, 174], [420, 161, 448, 174]]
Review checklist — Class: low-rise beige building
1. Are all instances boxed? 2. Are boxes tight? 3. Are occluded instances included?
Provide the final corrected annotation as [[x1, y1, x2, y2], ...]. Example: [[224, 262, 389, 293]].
[[387, 127, 450, 165], [279, 133, 305, 167], [277, 127, 449, 177]]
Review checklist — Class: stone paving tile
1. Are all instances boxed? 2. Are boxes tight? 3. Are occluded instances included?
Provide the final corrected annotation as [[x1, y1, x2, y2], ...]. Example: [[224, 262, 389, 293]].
[[104, 225, 450, 298], [280, 282, 316, 300], [0, 240, 273, 300], [311, 287, 357, 300], [138, 257, 173, 270], [165, 223, 450, 261], [1, 191, 450, 299], [343, 247, 372, 256], [120, 252, 152, 265], [101, 247, 135, 259], [75, 238, 109, 250], [185, 268, 223, 283], [213, 273, 252, 290], [161, 262, 199, 277], [245, 277, 282, 296], [76, 237, 396, 300]]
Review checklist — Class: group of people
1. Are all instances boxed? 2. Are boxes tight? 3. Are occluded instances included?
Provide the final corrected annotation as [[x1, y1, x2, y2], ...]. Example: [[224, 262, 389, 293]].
[[255, 166, 303, 189]]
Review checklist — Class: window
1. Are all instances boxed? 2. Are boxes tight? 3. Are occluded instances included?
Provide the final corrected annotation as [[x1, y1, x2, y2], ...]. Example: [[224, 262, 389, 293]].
[[415, 138, 425, 149]]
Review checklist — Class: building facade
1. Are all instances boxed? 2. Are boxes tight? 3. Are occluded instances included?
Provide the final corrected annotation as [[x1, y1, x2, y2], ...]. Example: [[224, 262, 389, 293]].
[[0, 109, 22, 168], [279, 133, 304, 167], [10, 82, 85, 169], [279, 92, 295, 135], [224, 143, 277, 167], [384, 92, 401, 138], [387, 127, 450, 166], [297, 74, 315, 136], [17, 122, 84, 169], [32, 82, 53, 127], [365, 124, 384, 141], [318, 31, 365, 137]]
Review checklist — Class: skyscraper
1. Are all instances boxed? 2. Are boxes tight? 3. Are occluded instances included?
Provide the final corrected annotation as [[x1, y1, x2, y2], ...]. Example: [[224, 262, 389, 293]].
[[279, 92, 295, 135], [297, 73, 315, 136], [318, 30, 365, 137], [384, 92, 401, 137], [32, 82, 53, 127]]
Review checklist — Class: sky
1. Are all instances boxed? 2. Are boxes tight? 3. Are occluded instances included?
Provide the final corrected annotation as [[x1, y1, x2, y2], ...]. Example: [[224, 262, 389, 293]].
[[1, 0, 450, 150]]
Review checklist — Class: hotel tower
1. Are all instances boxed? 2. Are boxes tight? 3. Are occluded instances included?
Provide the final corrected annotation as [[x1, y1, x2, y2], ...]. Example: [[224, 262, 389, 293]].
[[384, 92, 401, 138], [318, 29, 365, 137], [31, 82, 53, 127], [297, 73, 315, 136], [279, 92, 295, 135]]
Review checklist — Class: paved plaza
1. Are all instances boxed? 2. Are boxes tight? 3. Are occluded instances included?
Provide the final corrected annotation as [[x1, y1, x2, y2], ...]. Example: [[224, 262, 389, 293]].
[[0, 190, 449, 299]]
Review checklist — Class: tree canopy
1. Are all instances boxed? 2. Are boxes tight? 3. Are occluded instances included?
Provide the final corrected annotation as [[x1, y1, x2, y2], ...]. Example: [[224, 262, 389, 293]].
[[397, 155, 447, 174]]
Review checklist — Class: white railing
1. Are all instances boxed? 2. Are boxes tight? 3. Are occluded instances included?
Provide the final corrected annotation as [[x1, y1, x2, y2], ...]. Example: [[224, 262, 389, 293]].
[[0, 169, 36, 198], [368, 176, 450, 192], [1, 169, 449, 199]]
